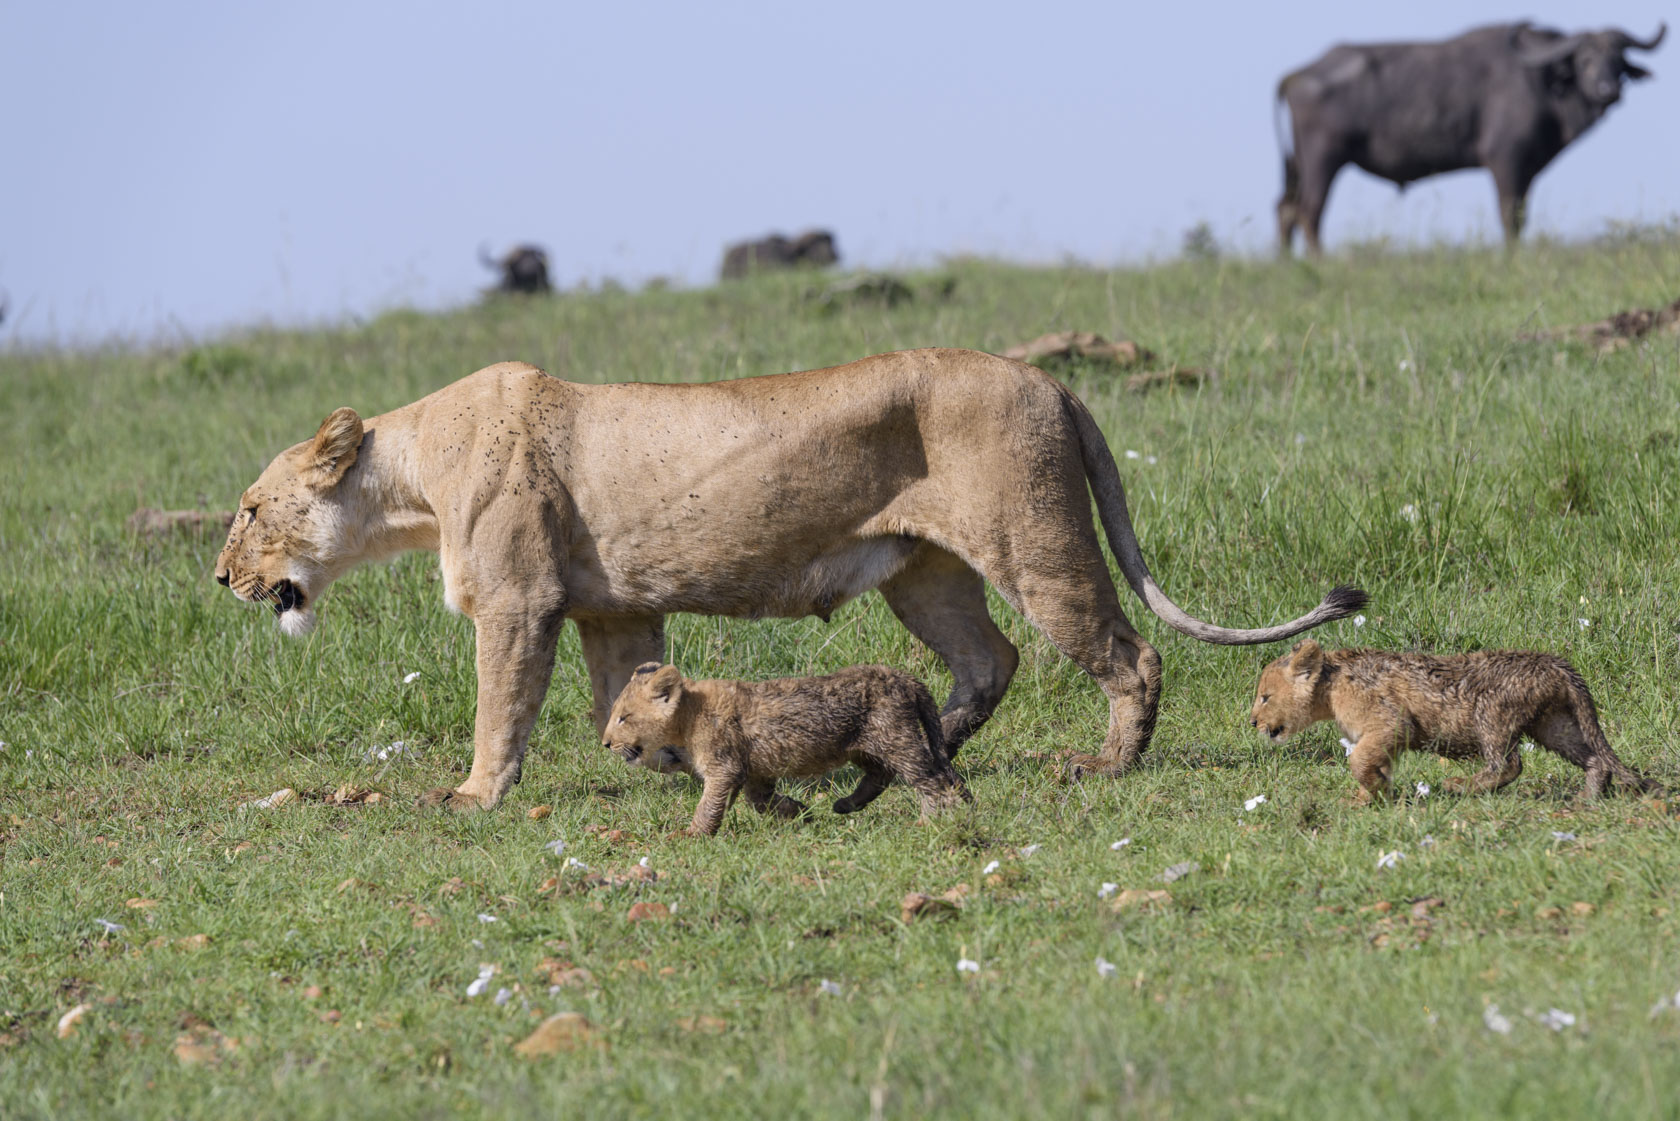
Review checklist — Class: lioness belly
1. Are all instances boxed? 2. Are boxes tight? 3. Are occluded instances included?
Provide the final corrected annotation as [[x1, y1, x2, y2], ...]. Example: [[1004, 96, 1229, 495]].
[[566, 534, 919, 620]]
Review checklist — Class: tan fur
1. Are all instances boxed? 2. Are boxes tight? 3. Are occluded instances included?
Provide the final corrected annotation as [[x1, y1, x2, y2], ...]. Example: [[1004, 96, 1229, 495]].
[[604, 662, 968, 835], [215, 351, 1362, 811], [1251, 639, 1657, 803]]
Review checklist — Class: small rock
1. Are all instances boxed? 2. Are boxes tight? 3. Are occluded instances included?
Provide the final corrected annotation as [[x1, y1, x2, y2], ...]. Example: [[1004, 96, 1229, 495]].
[[1160, 861, 1197, 884], [513, 1012, 605, 1056], [676, 1015, 728, 1034], [1112, 889, 1172, 912], [900, 891, 962, 923], [240, 788, 296, 811], [56, 1004, 92, 1039]]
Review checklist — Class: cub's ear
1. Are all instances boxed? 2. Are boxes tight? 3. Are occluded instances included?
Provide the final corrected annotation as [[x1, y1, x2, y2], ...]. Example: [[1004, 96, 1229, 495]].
[[304, 407, 364, 487], [632, 662, 663, 677], [1291, 638, 1323, 679], [648, 664, 684, 704]]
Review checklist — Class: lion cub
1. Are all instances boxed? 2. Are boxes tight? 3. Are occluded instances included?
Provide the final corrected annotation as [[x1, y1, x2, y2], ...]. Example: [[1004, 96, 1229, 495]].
[[603, 662, 972, 836], [1250, 639, 1656, 803]]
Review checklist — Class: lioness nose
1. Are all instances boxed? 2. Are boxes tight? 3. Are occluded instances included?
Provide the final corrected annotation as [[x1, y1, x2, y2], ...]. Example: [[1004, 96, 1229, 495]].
[[1249, 718, 1257, 728], [215, 569, 231, 586]]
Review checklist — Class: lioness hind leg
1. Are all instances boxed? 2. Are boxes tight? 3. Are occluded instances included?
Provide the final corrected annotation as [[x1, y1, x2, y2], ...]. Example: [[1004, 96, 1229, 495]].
[[575, 615, 666, 734], [1001, 562, 1160, 779], [834, 761, 892, 815], [878, 546, 1018, 760], [745, 778, 806, 819]]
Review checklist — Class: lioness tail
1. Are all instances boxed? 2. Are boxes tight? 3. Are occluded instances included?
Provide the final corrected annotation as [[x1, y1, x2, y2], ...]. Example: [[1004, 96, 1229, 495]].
[[1061, 387, 1366, 645]]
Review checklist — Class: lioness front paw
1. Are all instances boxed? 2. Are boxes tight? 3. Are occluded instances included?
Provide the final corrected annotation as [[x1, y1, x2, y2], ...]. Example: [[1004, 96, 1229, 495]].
[[416, 787, 489, 812]]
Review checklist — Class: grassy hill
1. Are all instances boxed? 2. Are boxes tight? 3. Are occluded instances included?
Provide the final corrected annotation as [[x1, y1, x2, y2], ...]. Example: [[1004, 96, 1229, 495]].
[[3, 240, 1679, 1118]]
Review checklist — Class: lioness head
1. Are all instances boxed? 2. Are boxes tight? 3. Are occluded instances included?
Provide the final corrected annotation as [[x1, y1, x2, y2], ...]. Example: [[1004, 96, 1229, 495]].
[[1250, 638, 1325, 741], [214, 407, 365, 638], [603, 662, 690, 773]]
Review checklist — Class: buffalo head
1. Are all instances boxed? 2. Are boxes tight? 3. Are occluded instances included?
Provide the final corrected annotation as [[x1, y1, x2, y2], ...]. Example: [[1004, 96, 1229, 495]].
[[1520, 22, 1665, 105]]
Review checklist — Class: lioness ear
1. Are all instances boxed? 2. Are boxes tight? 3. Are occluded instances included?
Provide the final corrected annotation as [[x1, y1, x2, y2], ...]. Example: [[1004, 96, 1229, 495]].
[[1291, 638, 1323, 679], [305, 407, 364, 487]]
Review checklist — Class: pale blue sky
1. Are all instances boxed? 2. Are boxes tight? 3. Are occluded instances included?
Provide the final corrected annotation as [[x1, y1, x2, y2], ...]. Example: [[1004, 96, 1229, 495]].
[[2, 1, 1673, 343]]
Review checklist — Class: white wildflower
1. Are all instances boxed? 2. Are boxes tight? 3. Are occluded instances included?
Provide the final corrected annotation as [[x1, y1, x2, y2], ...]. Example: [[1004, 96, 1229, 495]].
[[477, 913, 498, 924], [1096, 957, 1118, 978], [1415, 783, 1430, 797], [1577, 618, 1590, 630], [819, 979, 842, 996], [1420, 835, 1436, 848], [1483, 1004, 1513, 1034], [1244, 795, 1267, 812], [1537, 1008, 1575, 1031], [638, 856, 650, 868], [1110, 838, 1132, 850], [1377, 850, 1405, 870], [403, 671, 421, 684], [565, 857, 590, 872], [544, 839, 566, 856], [1399, 359, 1414, 373], [466, 965, 495, 997], [1098, 883, 1119, 899], [1019, 844, 1041, 857], [1353, 615, 1367, 628], [981, 860, 1000, 874], [1294, 433, 1306, 446], [94, 918, 125, 934], [371, 741, 408, 762], [1161, 861, 1197, 883], [1145, 455, 1158, 465], [493, 988, 513, 1006], [471, 939, 484, 949], [1550, 831, 1577, 842], [1400, 503, 1419, 523], [956, 958, 980, 974], [1125, 449, 1141, 460]]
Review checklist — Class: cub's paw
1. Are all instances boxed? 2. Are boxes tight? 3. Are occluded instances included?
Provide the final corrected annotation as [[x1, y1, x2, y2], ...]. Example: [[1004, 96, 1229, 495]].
[[1440, 776, 1473, 795], [1063, 753, 1126, 782], [416, 787, 489, 812]]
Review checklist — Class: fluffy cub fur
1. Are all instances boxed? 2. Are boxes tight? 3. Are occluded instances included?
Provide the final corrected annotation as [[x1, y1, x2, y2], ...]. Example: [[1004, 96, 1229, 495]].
[[604, 662, 971, 835], [1250, 639, 1656, 803]]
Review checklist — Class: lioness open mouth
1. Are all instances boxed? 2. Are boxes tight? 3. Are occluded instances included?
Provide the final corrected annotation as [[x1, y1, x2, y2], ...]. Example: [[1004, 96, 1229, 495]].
[[272, 579, 304, 615]]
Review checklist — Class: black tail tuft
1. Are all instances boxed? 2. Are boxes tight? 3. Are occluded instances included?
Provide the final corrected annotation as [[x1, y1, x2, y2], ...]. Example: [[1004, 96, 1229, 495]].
[[1322, 585, 1369, 616]]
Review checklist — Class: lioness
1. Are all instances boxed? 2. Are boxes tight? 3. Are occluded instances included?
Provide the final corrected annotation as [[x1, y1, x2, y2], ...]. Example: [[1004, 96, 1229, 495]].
[[215, 350, 1363, 810], [604, 662, 968, 835], [1250, 639, 1657, 802]]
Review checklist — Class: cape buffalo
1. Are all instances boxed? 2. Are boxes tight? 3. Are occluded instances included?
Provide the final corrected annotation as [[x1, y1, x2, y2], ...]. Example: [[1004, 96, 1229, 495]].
[[719, 230, 839, 280], [480, 244, 551, 294], [1276, 21, 1666, 255]]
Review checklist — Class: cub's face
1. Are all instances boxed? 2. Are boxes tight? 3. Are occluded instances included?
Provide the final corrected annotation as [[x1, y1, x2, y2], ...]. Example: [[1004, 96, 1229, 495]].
[[603, 663, 690, 773], [1250, 639, 1325, 741], [214, 408, 364, 638]]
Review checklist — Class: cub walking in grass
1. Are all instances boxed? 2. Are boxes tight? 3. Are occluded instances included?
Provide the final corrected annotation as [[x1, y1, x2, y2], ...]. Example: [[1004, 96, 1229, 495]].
[[1250, 639, 1657, 803], [603, 662, 971, 836]]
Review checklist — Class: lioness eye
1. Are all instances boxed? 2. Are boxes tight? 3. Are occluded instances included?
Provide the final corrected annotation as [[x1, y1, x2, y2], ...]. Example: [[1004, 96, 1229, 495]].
[[616, 715, 626, 725], [244, 506, 259, 522], [1260, 695, 1270, 704]]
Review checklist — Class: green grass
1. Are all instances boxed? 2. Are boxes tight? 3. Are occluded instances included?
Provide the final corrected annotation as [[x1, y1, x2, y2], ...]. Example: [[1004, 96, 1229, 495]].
[[4, 240, 1680, 1119]]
